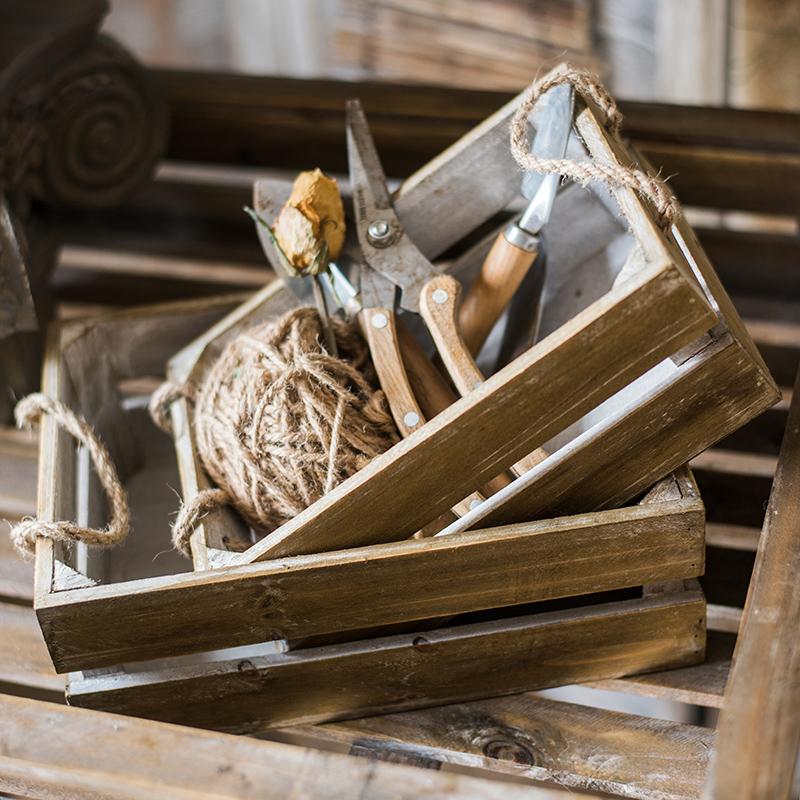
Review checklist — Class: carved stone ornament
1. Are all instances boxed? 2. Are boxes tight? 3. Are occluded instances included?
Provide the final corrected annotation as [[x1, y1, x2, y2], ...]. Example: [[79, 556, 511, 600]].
[[1, 33, 168, 209]]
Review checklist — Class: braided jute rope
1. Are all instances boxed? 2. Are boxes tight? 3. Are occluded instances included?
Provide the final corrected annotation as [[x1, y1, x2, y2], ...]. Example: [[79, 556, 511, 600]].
[[152, 307, 399, 558], [148, 380, 192, 434], [510, 65, 680, 228], [8, 393, 131, 560]]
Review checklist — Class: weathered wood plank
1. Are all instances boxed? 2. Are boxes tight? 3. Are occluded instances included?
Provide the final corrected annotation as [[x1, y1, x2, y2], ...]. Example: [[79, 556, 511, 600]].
[[705, 367, 800, 799], [154, 70, 800, 214], [0, 427, 37, 601], [67, 589, 705, 733], [589, 630, 733, 709], [0, 601, 64, 702], [0, 695, 579, 800], [704, 522, 760, 552], [284, 692, 714, 800], [38, 496, 703, 672], [478, 335, 776, 526], [706, 604, 742, 635]]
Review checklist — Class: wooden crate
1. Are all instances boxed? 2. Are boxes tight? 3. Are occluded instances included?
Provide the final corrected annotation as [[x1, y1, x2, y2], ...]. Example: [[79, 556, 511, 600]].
[[159, 76, 778, 568], [28, 295, 706, 731]]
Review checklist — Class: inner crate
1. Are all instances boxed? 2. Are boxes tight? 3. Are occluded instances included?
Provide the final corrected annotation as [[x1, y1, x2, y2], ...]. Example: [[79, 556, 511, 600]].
[[159, 83, 776, 568]]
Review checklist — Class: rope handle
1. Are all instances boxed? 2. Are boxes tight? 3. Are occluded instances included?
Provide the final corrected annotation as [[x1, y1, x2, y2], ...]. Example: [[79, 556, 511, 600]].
[[8, 394, 131, 561], [170, 487, 230, 558], [148, 380, 192, 433], [510, 65, 681, 229]]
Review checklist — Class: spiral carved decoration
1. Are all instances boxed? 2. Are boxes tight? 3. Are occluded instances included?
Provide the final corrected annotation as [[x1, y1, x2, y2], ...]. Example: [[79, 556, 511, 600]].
[[2, 34, 168, 210], [36, 35, 168, 208]]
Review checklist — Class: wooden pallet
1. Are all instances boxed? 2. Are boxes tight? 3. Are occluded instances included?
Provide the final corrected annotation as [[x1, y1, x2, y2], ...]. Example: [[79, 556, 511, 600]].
[[2, 73, 799, 798]]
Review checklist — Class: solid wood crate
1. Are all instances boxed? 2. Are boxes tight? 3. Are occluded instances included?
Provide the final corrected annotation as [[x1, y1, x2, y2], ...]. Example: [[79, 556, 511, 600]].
[[29, 296, 706, 732], [158, 75, 778, 569]]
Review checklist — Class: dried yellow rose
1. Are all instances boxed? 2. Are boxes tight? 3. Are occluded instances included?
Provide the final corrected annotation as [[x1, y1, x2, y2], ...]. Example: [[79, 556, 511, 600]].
[[272, 168, 346, 274]]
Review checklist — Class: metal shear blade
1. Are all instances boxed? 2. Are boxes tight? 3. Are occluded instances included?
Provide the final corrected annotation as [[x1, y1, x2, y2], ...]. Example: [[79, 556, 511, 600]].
[[346, 99, 439, 313]]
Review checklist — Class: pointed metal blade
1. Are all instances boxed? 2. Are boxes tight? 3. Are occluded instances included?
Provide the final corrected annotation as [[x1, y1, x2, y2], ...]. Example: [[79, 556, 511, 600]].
[[518, 84, 574, 235], [346, 98, 439, 312], [346, 98, 393, 216]]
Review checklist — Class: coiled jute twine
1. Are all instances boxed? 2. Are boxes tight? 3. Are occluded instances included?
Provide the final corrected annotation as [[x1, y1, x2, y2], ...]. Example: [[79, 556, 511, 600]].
[[510, 65, 680, 229], [150, 307, 399, 557], [8, 394, 130, 560]]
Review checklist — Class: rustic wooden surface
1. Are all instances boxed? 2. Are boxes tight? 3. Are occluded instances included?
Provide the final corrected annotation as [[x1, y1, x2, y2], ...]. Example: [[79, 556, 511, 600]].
[[68, 588, 705, 732], [146, 71, 800, 217], [39, 491, 703, 672], [704, 367, 800, 799], [1, 695, 589, 800], [1, 75, 799, 798], [287, 691, 713, 799]]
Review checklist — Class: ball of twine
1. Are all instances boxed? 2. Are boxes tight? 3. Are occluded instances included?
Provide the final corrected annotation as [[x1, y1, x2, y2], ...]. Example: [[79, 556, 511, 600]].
[[190, 307, 399, 539]]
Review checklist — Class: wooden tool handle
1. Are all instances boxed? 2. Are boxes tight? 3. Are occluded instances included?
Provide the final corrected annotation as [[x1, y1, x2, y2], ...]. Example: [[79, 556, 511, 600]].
[[361, 307, 487, 519], [419, 274, 484, 396], [394, 315, 457, 419], [458, 232, 539, 356], [360, 307, 425, 437], [421, 275, 549, 480]]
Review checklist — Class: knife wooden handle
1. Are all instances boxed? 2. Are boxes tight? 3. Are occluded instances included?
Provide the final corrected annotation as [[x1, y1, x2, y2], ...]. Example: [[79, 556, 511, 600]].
[[458, 232, 539, 356], [421, 274, 548, 479]]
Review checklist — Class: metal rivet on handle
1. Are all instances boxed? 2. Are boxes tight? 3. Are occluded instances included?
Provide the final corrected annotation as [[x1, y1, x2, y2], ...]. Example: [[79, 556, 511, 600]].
[[432, 288, 449, 305], [371, 312, 388, 329], [403, 411, 421, 428]]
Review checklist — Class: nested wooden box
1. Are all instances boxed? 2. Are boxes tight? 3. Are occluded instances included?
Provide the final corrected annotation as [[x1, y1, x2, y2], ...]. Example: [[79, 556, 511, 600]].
[[33, 296, 707, 732], [159, 79, 779, 569]]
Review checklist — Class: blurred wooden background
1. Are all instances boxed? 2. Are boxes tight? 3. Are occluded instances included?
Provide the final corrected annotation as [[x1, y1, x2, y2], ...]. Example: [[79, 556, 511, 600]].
[[102, 0, 800, 109]]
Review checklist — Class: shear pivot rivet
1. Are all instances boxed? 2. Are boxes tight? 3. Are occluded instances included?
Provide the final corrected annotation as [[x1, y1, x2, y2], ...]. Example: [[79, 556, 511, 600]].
[[403, 411, 421, 428], [367, 220, 393, 247], [432, 288, 449, 305], [371, 312, 388, 329]]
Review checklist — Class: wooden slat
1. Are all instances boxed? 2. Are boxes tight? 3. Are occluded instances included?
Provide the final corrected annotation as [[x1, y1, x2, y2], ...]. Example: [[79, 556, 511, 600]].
[[0, 696, 580, 800], [636, 143, 800, 216], [0, 601, 64, 702], [716, 402, 788, 455], [705, 522, 760, 551], [589, 630, 734, 710], [284, 692, 714, 800], [0, 426, 37, 601], [706, 604, 743, 635], [38, 496, 703, 672], [699, 228, 800, 301], [154, 70, 800, 214], [705, 367, 800, 799], [692, 448, 773, 529], [67, 589, 705, 733], [480, 336, 775, 526], [744, 317, 800, 388]]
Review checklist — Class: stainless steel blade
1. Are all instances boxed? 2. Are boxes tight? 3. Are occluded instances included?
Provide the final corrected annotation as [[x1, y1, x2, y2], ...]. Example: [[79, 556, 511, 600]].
[[517, 84, 574, 235], [346, 99, 440, 312]]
